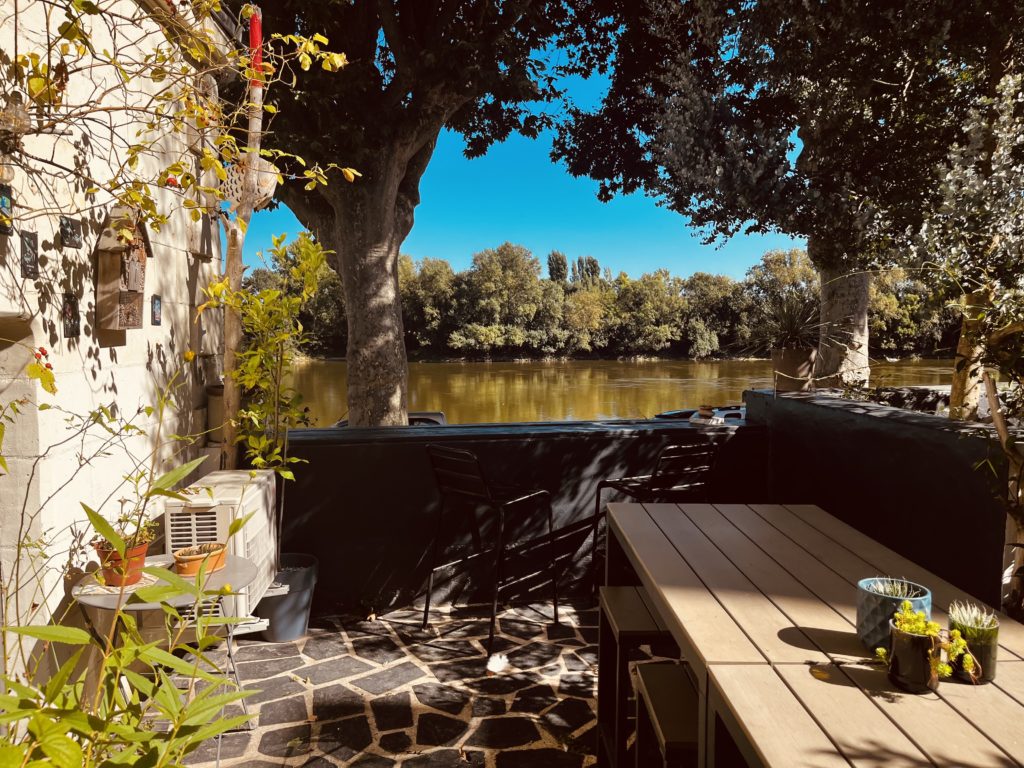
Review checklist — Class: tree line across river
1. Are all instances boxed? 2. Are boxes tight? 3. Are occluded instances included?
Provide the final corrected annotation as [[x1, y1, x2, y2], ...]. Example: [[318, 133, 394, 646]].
[[246, 243, 960, 362]]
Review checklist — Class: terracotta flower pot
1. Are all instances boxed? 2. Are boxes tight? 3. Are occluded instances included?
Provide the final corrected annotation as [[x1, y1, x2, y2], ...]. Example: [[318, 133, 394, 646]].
[[771, 347, 817, 392], [173, 542, 227, 577], [95, 540, 149, 587]]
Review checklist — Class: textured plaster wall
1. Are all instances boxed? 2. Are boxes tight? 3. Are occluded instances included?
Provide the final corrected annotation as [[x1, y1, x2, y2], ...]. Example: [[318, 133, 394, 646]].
[[0, 0, 225, 629]]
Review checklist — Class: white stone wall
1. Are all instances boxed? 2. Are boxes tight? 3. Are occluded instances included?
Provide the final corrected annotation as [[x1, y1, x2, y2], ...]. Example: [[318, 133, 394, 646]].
[[0, 0, 227, 632]]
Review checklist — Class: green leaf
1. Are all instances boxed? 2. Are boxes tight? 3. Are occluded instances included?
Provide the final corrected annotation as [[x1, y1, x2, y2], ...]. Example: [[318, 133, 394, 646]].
[[6, 625, 92, 645], [37, 730, 82, 768], [149, 456, 207, 494], [228, 510, 255, 538], [82, 502, 124, 555], [0, 745, 27, 768], [44, 648, 84, 705], [141, 566, 202, 598]]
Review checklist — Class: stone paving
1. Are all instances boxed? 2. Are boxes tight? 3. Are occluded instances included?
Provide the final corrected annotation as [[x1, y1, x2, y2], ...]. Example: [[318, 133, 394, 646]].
[[186, 602, 598, 767]]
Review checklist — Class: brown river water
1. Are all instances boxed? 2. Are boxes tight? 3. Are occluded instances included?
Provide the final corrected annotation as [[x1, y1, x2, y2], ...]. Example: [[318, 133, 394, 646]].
[[291, 358, 953, 426]]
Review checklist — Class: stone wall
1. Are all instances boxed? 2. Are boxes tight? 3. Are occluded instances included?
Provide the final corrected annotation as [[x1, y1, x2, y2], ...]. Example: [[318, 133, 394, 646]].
[[0, 1, 226, 632]]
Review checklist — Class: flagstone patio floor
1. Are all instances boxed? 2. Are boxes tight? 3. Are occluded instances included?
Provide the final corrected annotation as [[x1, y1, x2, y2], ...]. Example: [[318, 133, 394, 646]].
[[186, 602, 598, 768]]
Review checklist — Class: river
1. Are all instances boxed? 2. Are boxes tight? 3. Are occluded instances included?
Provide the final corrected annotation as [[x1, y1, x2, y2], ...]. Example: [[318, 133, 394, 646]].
[[291, 358, 953, 426]]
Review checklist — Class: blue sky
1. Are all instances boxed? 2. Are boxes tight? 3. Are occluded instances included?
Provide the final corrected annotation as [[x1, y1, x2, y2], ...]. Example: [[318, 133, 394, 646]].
[[244, 75, 804, 280]]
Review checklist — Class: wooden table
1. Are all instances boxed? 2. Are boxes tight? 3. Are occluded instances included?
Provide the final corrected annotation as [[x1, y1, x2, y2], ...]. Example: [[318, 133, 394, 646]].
[[606, 502, 1024, 767]]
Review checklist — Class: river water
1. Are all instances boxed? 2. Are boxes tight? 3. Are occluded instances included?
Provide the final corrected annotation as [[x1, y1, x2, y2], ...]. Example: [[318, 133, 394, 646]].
[[291, 358, 953, 426]]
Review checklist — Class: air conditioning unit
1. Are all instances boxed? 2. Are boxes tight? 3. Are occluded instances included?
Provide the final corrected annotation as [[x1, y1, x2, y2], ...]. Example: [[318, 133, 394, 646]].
[[164, 469, 277, 631]]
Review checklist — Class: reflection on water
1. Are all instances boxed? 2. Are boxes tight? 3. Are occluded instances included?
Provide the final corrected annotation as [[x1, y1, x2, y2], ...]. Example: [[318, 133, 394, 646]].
[[291, 359, 954, 426]]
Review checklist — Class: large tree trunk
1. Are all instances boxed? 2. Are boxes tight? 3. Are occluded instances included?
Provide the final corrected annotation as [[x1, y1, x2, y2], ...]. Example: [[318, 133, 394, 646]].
[[310, 136, 438, 426], [949, 289, 989, 421], [813, 253, 871, 388]]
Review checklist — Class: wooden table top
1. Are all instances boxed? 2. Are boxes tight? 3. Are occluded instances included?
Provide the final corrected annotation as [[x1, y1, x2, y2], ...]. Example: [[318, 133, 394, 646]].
[[607, 502, 1024, 767]]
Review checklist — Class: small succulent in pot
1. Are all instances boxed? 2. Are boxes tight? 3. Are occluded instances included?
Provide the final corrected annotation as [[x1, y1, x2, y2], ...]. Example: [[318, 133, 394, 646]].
[[949, 601, 999, 683], [90, 508, 161, 587], [856, 577, 932, 651], [877, 600, 971, 693]]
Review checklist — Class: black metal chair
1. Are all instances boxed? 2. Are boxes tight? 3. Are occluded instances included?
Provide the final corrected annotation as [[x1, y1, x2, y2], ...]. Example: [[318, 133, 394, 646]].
[[590, 442, 719, 590], [423, 444, 559, 657]]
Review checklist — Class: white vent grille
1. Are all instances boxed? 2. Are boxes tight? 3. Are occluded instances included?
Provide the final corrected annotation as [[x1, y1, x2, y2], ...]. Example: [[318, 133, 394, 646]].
[[164, 470, 276, 621]]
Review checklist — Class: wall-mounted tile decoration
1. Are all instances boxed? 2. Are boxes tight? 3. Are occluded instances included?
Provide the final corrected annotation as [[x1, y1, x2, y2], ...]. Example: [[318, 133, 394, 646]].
[[20, 230, 38, 279], [59, 216, 83, 249], [0, 185, 12, 236], [96, 207, 151, 330], [62, 293, 80, 338], [151, 294, 162, 326]]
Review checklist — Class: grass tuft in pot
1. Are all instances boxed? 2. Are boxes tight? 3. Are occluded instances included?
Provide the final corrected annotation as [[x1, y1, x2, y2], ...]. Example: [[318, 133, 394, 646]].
[[856, 577, 932, 651], [949, 600, 999, 683]]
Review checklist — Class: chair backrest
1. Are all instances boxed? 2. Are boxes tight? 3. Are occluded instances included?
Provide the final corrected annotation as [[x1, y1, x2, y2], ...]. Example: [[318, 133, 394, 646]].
[[427, 444, 492, 503], [647, 442, 718, 495]]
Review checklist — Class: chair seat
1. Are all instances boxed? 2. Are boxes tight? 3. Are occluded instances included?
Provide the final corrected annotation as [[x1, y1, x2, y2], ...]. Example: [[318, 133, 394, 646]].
[[602, 478, 706, 500]]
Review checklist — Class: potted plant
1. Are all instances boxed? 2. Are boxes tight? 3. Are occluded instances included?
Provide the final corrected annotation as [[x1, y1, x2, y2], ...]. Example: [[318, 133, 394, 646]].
[[92, 514, 160, 587], [173, 541, 228, 576], [856, 577, 932, 651], [743, 291, 822, 392], [949, 600, 999, 683], [877, 600, 972, 693]]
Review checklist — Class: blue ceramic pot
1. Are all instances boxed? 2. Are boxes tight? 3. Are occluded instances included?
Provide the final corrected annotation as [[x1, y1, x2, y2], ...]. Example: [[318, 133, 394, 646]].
[[856, 578, 931, 651]]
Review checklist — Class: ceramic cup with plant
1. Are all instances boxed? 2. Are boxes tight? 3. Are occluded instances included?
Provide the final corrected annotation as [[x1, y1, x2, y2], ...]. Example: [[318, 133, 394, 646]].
[[876, 600, 972, 693], [91, 510, 160, 587], [949, 601, 999, 683], [856, 577, 932, 651]]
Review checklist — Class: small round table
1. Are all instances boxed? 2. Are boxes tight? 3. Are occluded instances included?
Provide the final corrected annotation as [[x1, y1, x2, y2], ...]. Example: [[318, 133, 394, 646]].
[[72, 554, 257, 613]]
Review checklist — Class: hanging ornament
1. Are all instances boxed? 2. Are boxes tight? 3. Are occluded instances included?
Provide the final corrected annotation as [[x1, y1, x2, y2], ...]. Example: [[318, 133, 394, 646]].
[[222, 154, 279, 212]]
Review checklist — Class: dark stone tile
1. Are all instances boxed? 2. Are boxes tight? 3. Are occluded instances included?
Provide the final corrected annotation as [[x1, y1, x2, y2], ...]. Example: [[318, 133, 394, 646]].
[[352, 634, 406, 665], [510, 684, 557, 714], [573, 609, 599, 627], [258, 723, 311, 758], [415, 712, 469, 747], [545, 623, 577, 641], [563, 651, 592, 672], [317, 714, 373, 762], [558, 673, 594, 698], [506, 642, 561, 671], [302, 632, 350, 661], [236, 656, 306, 681], [465, 716, 540, 749], [538, 663, 562, 678], [404, 638, 481, 664], [378, 730, 412, 754], [464, 671, 541, 696], [379, 607, 424, 623], [183, 731, 250, 764], [498, 618, 544, 641], [496, 748, 584, 768], [429, 658, 488, 684], [578, 627, 598, 644], [313, 683, 365, 721], [236, 640, 303, 661], [371, 691, 413, 731], [487, 636, 521, 655], [344, 619, 391, 638], [575, 646, 598, 665], [413, 682, 469, 716], [566, 723, 597, 755], [259, 694, 307, 726], [541, 697, 594, 737], [403, 749, 484, 767], [352, 661, 425, 695], [304, 655, 375, 685], [300, 758, 337, 768], [350, 756, 397, 768], [438, 620, 490, 640], [471, 696, 507, 717], [244, 674, 305, 706]]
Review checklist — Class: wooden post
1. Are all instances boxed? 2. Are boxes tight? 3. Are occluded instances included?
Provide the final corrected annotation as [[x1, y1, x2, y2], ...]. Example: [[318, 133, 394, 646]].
[[220, 6, 264, 470]]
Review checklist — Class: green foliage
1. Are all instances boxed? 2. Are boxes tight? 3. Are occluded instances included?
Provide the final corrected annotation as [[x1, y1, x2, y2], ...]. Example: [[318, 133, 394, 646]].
[[1, 362, 253, 767], [742, 250, 820, 352], [203, 232, 327, 475]]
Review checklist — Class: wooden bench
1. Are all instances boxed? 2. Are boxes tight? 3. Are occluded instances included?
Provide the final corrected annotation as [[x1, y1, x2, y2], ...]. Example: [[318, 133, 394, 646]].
[[635, 662, 699, 768], [597, 585, 680, 768]]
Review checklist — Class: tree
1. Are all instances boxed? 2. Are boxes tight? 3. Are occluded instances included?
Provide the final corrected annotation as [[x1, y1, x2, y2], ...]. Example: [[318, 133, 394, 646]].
[[554, 0, 1013, 386], [258, 1, 618, 425], [609, 269, 685, 355], [681, 272, 748, 357], [548, 250, 569, 283], [400, 255, 457, 352]]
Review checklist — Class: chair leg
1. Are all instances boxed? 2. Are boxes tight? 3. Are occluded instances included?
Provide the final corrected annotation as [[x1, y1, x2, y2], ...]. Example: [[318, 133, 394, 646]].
[[546, 497, 559, 625], [486, 505, 506, 658], [422, 502, 444, 631], [591, 483, 607, 600]]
